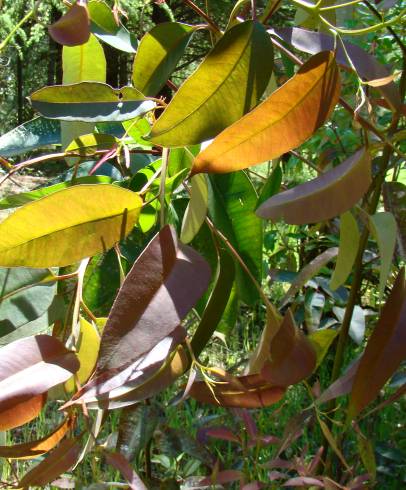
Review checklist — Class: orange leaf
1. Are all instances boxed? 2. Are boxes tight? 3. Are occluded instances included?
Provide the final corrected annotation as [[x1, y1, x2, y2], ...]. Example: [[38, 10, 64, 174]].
[[0, 416, 74, 460], [0, 394, 46, 431], [193, 51, 340, 174]]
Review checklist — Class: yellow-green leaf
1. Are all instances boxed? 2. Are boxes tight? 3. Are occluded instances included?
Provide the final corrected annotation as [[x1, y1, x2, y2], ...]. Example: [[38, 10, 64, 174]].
[[330, 211, 360, 290], [256, 149, 370, 225], [368, 212, 397, 299], [132, 22, 198, 96], [181, 174, 208, 244], [309, 328, 338, 370], [0, 185, 142, 268], [65, 317, 101, 393], [193, 51, 340, 174], [150, 21, 273, 147], [62, 33, 106, 165]]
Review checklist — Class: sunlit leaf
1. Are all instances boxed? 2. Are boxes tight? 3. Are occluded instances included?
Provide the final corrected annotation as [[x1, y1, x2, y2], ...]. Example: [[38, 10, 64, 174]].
[[368, 212, 397, 299], [347, 269, 406, 421], [150, 21, 273, 146], [89, 0, 137, 53], [0, 394, 46, 432], [0, 417, 74, 459], [193, 51, 340, 174], [65, 133, 118, 155], [257, 149, 371, 224], [132, 22, 198, 96], [181, 174, 208, 244], [95, 225, 210, 372], [330, 211, 360, 290], [0, 184, 142, 268], [65, 317, 100, 393], [0, 335, 78, 429], [0, 176, 113, 210], [48, 2, 90, 47], [308, 328, 338, 370], [61, 33, 106, 164], [19, 438, 81, 488], [30, 83, 155, 122], [271, 27, 402, 111]]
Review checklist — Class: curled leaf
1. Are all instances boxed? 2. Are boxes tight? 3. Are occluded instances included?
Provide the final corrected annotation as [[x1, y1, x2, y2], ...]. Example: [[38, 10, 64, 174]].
[[48, 2, 90, 47]]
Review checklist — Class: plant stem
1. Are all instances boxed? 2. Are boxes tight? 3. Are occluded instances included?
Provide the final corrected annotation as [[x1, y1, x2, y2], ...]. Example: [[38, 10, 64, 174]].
[[159, 148, 169, 228], [0, 4, 35, 53], [183, 0, 221, 34]]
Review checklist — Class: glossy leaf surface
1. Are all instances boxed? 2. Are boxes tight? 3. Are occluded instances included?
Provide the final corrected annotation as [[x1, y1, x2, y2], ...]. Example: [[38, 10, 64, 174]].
[[208, 172, 262, 305], [257, 149, 370, 224], [348, 269, 406, 420], [89, 0, 137, 53], [193, 51, 340, 173], [150, 21, 273, 146], [181, 174, 208, 244], [0, 185, 142, 268], [96, 225, 211, 371], [133, 22, 197, 96], [30, 83, 154, 122]]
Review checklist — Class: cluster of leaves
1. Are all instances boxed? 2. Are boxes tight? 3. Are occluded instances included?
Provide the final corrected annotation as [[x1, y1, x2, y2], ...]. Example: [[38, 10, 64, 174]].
[[0, 0, 405, 488]]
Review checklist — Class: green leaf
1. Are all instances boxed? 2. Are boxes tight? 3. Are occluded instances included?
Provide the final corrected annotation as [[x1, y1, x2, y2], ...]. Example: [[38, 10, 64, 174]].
[[150, 21, 273, 146], [30, 82, 155, 122], [226, 0, 251, 30], [0, 176, 113, 210], [181, 174, 208, 244], [89, 0, 137, 53], [304, 290, 325, 333], [0, 267, 56, 339], [256, 149, 371, 224], [256, 164, 282, 210], [65, 317, 101, 393], [347, 269, 406, 422], [330, 211, 359, 290], [132, 22, 198, 96], [168, 146, 200, 176], [0, 185, 143, 268], [65, 133, 118, 155], [191, 247, 235, 357], [0, 117, 60, 158], [368, 212, 397, 299], [309, 328, 338, 370], [208, 171, 263, 305], [383, 181, 406, 259], [193, 51, 340, 174]]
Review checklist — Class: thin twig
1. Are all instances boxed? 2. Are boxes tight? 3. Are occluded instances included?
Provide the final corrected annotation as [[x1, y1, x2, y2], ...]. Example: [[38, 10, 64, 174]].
[[183, 0, 221, 34]]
